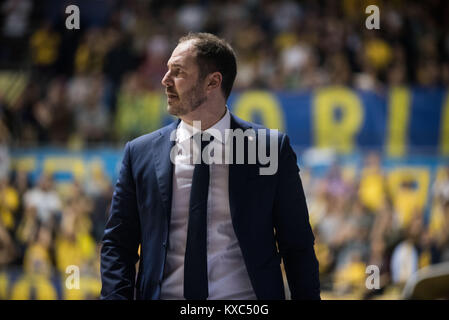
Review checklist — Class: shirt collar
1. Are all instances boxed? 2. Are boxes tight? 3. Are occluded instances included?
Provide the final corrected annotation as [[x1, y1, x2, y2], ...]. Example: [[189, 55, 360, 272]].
[[176, 107, 230, 144]]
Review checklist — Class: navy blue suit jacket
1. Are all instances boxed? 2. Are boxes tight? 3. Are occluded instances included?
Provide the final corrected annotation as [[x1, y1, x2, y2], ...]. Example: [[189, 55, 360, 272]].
[[100, 113, 320, 300]]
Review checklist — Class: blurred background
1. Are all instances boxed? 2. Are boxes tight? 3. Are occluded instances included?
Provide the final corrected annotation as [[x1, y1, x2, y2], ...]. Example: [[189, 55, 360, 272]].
[[1, 0, 449, 300]]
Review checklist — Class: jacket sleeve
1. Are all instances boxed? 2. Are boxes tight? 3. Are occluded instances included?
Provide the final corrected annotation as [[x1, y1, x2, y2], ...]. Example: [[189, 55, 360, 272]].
[[100, 142, 141, 300], [273, 134, 320, 300]]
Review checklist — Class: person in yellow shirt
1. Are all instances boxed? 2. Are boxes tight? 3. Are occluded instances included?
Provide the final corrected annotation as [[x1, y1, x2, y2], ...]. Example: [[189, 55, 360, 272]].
[[334, 251, 367, 297], [23, 224, 53, 277], [0, 178, 19, 231], [358, 152, 387, 214], [393, 179, 423, 230], [55, 196, 96, 274], [29, 21, 61, 69], [11, 223, 58, 300], [0, 219, 16, 266]]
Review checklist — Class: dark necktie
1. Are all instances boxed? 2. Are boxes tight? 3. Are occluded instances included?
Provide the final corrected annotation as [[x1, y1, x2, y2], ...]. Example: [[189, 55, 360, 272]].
[[184, 133, 213, 300]]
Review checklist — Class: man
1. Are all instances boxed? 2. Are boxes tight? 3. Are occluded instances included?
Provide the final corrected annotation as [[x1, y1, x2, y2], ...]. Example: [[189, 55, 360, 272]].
[[100, 33, 320, 300]]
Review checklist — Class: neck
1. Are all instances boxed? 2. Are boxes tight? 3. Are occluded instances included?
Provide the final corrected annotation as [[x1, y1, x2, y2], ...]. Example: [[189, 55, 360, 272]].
[[180, 104, 227, 130]]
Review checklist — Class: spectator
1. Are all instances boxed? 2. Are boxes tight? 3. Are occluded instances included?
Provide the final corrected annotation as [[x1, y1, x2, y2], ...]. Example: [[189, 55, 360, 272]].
[[334, 251, 367, 296], [29, 21, 61, 75], [390, 214, 423, 285], [55, 196, 95, 274], [1, 0, 33, 67], [74, 75, 110, 145], [0, 177, 19, 231], [22, 223, 53, 277], [23, 173, 61, 226], [358, 152, 387, 213], [0, 120, 11, 180], [0, 218, 16, 267]]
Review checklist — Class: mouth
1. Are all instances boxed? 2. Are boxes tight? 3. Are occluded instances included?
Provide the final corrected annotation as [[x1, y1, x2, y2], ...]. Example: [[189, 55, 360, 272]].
[[166, 91, 178, 98]]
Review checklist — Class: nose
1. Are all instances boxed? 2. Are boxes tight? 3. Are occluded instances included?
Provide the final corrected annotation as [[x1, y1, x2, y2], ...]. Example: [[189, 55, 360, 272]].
[[161, 70, 172, 87]]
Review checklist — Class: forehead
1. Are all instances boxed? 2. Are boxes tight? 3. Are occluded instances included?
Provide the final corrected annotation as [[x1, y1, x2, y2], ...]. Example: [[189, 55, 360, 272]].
[[167, 40, 198, 68]]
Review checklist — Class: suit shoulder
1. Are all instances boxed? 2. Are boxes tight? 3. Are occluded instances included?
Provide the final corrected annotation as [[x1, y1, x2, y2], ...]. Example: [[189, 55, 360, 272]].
[[231, 113, 285, 135], [127, 121, 177, 151], [232, 113, 265, 131]]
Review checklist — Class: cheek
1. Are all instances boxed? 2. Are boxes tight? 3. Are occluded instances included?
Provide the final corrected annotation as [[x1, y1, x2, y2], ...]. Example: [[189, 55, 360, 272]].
[[172, 79, 184, 93], [174, 80, 192, 96]]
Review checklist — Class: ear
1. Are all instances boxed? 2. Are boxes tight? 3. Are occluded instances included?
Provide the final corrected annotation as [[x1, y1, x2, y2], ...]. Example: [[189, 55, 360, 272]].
[[206, 72, 222, 91]]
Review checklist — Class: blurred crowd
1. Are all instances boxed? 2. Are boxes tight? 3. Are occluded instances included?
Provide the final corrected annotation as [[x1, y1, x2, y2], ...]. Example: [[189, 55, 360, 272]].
[[303, 154, 449, 299], [1, 151, 449, 299], [2, 0, 449, 147], [1, 0, 449, 299], [0, 167, 112, 299]]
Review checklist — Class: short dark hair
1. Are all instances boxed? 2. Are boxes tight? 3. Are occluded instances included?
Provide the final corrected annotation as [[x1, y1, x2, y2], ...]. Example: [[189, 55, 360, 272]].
[[179, 32, 237, 100]]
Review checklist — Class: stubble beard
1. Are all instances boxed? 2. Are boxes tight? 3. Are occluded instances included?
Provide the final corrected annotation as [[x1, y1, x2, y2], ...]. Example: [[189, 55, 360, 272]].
[[167, 83, 207, 117]]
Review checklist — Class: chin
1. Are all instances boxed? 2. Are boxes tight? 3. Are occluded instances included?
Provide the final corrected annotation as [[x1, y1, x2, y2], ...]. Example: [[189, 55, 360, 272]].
[[167, 104, 186, 117], [167, 105, 178, 116]]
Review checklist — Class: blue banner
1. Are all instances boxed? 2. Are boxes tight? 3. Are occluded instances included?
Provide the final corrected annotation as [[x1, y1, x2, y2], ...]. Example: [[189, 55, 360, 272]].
[[112, 87, 449, 156], [227, 87, 449, 156]]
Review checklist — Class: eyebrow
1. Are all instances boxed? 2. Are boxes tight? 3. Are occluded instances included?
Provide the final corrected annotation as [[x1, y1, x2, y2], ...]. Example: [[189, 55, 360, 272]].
[[167, 63, 185, 70]]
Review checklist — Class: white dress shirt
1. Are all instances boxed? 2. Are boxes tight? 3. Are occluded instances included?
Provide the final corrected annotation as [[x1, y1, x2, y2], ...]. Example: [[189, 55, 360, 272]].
[[160, 108, 257, 300]]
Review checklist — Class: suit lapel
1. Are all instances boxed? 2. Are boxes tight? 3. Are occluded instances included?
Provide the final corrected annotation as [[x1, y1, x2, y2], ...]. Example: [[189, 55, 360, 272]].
[[228, 114, 252, 233], [153, 120, 179, 217]]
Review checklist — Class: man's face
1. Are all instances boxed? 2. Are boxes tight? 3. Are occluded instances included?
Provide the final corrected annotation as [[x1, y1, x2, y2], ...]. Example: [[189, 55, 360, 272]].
[[161, 40, 207, 117]]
